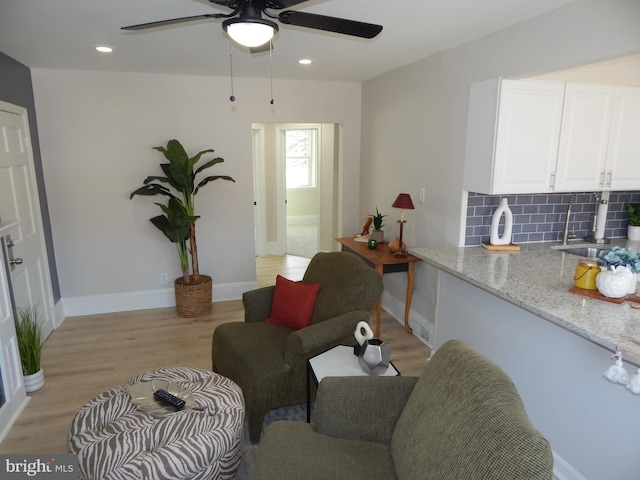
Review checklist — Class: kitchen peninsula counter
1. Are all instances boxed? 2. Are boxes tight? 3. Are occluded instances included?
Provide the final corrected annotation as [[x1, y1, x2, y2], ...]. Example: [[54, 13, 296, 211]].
[[411, 241, 640, 367], [411, 241, 640, 478]]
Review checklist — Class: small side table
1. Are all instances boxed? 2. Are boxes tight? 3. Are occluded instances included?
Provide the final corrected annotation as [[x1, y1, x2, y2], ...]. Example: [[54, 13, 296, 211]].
[[306, 345, 400, 422], [337, 236, 421, 336]]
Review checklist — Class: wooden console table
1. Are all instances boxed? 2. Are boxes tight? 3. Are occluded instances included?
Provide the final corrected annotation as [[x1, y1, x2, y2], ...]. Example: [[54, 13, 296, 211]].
[[337, 237, 421, 337]]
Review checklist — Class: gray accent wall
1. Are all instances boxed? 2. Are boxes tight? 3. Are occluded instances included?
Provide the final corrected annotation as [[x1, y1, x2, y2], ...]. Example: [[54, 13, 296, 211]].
[[0, 52, 60, 301]]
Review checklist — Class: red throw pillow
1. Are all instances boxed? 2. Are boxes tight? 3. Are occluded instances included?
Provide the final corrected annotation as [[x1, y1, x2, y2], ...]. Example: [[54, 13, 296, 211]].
[[266, 275, 321, 330]]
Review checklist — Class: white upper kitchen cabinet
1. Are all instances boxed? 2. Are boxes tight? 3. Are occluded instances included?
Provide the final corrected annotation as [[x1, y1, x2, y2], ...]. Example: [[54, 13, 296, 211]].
[[463, 78, 565, 195], [606, 87, 640, 191], [554, 84, 615, 192], [555, 85, 640, 192]]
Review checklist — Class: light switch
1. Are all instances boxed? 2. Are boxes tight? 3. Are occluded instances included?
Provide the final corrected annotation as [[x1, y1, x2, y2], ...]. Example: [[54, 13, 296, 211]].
[[419, 187, 426, 203]]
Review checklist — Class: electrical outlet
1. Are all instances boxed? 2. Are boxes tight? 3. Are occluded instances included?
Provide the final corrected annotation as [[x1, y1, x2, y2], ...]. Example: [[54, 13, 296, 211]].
[[160, 272, 168, 285]]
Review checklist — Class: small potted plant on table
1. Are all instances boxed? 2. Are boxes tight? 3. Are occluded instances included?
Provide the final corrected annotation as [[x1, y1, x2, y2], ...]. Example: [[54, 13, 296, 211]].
[[131, 139, 235, 317], [626, 203, 640, 241], [368, 207, 386, 243]]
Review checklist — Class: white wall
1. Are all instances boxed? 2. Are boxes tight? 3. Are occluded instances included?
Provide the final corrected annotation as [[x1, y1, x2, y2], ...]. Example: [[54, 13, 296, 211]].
[[31, 70, 362, 313], [361, 1, 640, 477], [361, 0, 640, 333]]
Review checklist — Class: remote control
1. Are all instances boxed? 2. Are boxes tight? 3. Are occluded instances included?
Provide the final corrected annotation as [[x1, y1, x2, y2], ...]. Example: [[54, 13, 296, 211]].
[[153, 389, 186, 411]]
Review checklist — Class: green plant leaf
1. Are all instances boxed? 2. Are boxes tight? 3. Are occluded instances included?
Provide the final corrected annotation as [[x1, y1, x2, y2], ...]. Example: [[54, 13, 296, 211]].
[[130, 183, 174, 199], [195, 157, 225, 176], [194, 175, 236, 195], [15, 305, 42, 375], [627, 203, 640, 226]]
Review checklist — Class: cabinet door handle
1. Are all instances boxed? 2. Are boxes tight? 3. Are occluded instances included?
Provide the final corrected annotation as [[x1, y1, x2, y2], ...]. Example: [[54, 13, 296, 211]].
[[606, 170, 612, 188], [599, 171, 605, 188], [549, 173, 555, 190]]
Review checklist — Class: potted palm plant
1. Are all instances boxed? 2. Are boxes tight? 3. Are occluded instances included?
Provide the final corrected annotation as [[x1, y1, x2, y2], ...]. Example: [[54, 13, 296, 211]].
[[15, 305, 44, 392], [626, 203, 640, 241], [131, 139, 235, 317]]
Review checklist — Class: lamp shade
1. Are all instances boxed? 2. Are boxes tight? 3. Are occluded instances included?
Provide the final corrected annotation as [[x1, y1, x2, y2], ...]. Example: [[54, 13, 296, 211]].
[[392, 193, 415, 210], [223, 18, 278, 47]]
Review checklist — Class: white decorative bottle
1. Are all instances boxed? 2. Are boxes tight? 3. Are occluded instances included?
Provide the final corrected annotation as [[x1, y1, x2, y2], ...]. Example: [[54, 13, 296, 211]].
[[490, 198, 513, 246]]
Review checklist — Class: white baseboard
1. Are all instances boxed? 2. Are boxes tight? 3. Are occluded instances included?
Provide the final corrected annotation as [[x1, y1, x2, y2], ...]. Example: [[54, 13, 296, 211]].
[[53, 299, 65, 328], [381, 291, 434, 349], [61, 280, 258, 317]]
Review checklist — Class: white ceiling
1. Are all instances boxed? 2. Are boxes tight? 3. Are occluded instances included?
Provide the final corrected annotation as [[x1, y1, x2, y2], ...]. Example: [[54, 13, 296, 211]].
[[0, 0, 577, 82]]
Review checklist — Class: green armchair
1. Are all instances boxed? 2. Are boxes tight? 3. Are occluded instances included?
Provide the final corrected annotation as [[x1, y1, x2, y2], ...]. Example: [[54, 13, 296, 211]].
[[211, 251, 383, 443], [253, 340, 553, 480]]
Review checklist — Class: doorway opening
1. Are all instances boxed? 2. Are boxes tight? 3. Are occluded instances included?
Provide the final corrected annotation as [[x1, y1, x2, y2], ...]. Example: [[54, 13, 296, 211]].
[[252, 123, 342, 259]]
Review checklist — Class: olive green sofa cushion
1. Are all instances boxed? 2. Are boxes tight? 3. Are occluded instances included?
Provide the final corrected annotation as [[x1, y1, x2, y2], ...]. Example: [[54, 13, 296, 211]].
[[253, 339, 553, 480]]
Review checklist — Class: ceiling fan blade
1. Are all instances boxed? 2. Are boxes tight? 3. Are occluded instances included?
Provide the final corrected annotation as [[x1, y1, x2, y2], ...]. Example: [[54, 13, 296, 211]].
[[278, 11, 382, 39], [209, 0, 241, 7], [264, 0, 310, 9], [208, 0, 309, 9], [122, 14, 227, 31]]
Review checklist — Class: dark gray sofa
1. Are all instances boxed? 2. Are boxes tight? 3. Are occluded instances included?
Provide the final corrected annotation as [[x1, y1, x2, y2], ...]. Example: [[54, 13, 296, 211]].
[[252, 339, 553, 480]]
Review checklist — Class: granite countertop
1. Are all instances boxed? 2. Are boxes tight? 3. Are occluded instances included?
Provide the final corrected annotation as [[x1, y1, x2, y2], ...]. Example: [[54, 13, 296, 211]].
[[410, 241, 640, 367]]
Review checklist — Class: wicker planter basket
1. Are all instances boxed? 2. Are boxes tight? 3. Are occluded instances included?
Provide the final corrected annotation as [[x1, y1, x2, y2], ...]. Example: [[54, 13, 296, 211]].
[[174, 275, 212, 318]]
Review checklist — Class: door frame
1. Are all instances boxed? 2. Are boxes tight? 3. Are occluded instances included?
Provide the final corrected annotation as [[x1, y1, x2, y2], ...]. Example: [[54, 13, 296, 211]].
[[252, 122, 341, 257], [0, 101, 56, 337]]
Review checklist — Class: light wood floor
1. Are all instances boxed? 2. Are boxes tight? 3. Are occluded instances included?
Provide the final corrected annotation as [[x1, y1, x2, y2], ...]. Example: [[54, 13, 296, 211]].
[[0, 255, 430, 454]]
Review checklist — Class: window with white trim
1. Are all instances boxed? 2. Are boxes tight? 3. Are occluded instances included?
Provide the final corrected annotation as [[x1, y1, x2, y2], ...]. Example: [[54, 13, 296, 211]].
[[285, 128, 317, 188]]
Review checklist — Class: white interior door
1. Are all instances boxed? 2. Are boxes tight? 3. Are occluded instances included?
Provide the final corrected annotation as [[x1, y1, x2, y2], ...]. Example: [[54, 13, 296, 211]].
[[0, 233, 28, 443], [0, 104, 56, 339]]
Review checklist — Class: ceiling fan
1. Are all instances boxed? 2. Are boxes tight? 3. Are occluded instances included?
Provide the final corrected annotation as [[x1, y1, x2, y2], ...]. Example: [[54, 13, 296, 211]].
[[122, 0, 383, 49]]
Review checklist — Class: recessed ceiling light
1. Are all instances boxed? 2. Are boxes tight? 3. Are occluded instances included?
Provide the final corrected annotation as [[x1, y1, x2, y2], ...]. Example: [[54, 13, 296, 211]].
[[298, 58, 312, 65], [95, 46, 113, 53]]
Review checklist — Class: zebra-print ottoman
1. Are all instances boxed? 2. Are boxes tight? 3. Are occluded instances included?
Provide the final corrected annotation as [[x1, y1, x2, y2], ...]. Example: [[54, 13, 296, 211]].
[[68, 367, 244, 480]]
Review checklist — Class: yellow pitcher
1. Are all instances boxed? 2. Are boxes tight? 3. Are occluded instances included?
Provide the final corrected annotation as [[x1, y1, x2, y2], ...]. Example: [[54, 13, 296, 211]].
[[574, 259, 599, 290]]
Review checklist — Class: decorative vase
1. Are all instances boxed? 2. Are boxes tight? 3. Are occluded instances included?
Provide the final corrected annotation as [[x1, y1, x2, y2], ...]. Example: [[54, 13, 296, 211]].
[[388, 236, 406, 253], [628, 226, 640, 242], [490, 198, 513, 246], [358, 338, 390, 375], [174, 275, 212, 318], [596, 266, 632, 298], [24, 369, 44, 393]]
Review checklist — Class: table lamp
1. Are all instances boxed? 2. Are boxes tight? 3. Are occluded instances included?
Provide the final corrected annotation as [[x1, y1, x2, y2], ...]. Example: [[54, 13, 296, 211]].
[[392, 193, 415, 257]]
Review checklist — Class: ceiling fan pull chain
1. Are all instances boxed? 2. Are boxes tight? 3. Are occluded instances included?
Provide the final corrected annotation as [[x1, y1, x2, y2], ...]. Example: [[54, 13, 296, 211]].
[[269, 40, 274, 105], [228, 39, 236, 102]]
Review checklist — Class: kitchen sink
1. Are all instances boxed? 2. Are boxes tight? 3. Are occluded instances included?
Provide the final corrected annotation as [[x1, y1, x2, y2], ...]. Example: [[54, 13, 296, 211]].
[[556, 246, 603, 259]]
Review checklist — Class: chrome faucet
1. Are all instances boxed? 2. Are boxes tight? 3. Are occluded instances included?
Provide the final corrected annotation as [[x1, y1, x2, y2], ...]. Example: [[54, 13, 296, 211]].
[[562, 195, 576, 245]]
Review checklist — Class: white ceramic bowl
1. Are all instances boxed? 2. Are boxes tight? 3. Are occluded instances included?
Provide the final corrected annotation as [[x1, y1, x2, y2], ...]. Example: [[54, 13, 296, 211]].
[[596, 267, 632, 298]]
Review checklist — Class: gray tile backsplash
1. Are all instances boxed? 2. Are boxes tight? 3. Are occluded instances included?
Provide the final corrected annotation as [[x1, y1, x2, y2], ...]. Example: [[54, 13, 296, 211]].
[[465, 191, 640, 246]]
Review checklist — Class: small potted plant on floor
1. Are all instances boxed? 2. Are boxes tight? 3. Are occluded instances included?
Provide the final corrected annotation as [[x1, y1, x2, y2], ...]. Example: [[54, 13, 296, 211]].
[[131, 139, 235, 317], [15, 305, 44, 392], [626, 203, 640, 241], [368, 207, 386, 243]]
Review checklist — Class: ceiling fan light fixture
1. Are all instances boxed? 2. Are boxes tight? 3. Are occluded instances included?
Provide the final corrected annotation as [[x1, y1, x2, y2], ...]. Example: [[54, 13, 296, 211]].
[[223, 18, 278, 48]]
